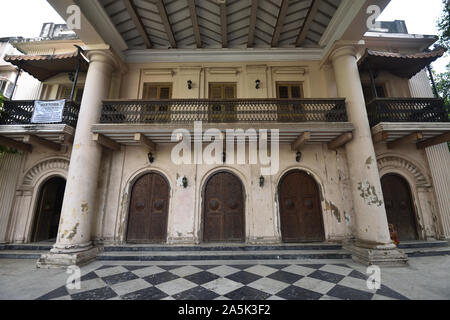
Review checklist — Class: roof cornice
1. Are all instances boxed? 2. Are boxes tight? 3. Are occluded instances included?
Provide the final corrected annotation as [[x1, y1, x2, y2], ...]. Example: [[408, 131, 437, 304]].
[[125, 48, 324, 64]]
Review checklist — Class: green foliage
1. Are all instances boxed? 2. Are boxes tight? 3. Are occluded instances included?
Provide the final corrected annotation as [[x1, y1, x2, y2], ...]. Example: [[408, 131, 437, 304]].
[[435, 66, 450, 106], [437, 0, 450, 49]]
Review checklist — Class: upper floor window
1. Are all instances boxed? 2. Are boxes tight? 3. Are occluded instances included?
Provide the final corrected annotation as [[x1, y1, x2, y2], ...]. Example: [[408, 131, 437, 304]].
[[58, 86, 84, 104], [276, 82, 304, 99], [0, 79, 13, 99], [276, 82, 305, 122], [209, 83, 237, 122], [362, 84, 386, 103], [143, 83, 172, 99]]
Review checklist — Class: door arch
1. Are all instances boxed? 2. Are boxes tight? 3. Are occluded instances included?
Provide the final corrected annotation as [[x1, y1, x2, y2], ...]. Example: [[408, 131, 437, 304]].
[[381, 174, 419, 241], [203, 171, 245, 243], [127, 172, 170, 243], [278, 170, 325, 243], [31, 177, 66, 243]]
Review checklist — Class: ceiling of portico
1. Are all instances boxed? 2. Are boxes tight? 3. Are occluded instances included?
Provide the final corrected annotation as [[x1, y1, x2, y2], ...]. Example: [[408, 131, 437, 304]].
[[97, 0, 342, 50]]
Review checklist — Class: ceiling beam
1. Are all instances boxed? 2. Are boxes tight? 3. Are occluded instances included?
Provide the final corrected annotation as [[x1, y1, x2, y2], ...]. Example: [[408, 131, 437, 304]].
[[188, 0, 202, 48], [23, 135, 61, 152], [291, 132, 311, 151], [271, 0, 289, 47], [155, 0, 177, 48], [122, 0, 152, 49], [417, 132, 450, 149], [296, 0, 321, 47], [134, 133, 156, 152], [387, 132, 423, 149], [328, 132, 353, 150], [247, 0, 258, 48], [92, 133, 121, 151], [220, 2, 228, 48], [0, 135, 32, 153]]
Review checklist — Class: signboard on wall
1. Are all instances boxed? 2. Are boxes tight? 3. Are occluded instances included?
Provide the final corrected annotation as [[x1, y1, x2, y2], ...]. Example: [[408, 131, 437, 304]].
[[31, 100, 65, 123]]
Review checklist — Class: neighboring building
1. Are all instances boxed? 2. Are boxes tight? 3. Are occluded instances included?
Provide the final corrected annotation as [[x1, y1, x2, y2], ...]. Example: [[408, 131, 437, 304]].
[[0, 0, 449, 268]]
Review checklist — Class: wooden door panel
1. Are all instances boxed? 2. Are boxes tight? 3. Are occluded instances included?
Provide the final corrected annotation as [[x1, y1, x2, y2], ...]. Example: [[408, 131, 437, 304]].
[[127, 173, 169, 243], [32, 178, 66, 243], [279, 171, 325, 243], [381, 174, 418, 241], [203, 172, 245, 243]]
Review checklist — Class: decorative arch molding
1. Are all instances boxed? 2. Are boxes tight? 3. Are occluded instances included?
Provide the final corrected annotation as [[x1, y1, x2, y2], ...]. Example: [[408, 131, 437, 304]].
[[377, 155, 431, 189], [21, 158, 70, 188]]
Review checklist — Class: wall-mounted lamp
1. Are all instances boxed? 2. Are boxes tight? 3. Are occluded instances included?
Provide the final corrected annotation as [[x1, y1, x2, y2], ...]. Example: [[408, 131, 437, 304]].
[[222, 152, 226, 163], [68, 72, 75, 82], [296, 152, 302, 163], [148, 152, 155, 164], [259, 176, 265, 188], [187, 80, 193, 90], [255, 79, 261, 90], [182, 176, 188, 188]]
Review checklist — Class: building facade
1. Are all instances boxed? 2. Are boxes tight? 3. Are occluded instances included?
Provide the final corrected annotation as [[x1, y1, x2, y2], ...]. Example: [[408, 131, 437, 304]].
[[0, 0, 449, 267]]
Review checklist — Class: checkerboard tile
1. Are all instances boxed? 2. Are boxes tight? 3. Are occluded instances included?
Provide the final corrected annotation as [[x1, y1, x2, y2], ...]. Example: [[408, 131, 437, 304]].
[[36, 263, 409, 300]]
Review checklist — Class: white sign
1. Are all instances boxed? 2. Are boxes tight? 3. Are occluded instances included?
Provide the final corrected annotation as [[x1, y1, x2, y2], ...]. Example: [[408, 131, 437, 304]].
[[31, 100, 65, 124]]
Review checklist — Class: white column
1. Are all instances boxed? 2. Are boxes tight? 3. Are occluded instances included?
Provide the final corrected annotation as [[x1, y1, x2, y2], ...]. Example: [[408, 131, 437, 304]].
[[38, 50, 116, 267], [330, 46, 408, 265], [425, 145, 450, 239], [0, 153, 22, 243], [409, 69, 450, 239]]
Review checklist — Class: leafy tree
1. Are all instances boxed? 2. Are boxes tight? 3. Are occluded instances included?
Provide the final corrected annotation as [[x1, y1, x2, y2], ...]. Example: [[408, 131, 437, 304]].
[[437, 0, 450, 49]]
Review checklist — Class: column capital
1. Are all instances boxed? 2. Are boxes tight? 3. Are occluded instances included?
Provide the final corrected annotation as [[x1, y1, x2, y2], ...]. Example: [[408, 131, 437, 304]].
[[85, 49, 128, 74], [329, 46, 358, 62]]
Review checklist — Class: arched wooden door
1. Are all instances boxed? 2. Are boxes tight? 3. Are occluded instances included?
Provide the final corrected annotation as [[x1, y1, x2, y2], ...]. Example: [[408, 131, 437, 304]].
[[127, 173, 170, 243], [32, 177, 66, 243], [279, 171, 325, 243], [203, 172, 245, 243], [381, 174, 418, 241]]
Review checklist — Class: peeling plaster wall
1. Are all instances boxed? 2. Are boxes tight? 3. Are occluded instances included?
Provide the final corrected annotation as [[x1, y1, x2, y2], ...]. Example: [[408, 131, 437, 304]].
[[97, 143, 352, 245], [6, 145, 71, 243], [375, 143, 441, 240]]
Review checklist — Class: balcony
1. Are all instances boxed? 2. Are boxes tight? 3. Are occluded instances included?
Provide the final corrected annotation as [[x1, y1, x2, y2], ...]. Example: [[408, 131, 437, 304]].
[[100, 98, 348, 124], [0, 100, 80, 127], [367, 98, 450, 149], [366, 98, 448, 127], [0, 100, 80, 152], [92, 98, 355, 151]]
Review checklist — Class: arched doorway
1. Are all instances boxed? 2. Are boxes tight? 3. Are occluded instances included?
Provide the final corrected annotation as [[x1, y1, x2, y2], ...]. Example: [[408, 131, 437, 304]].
[[381, 174, 419, 241], [127, 172, 170, 243], [278, 170, 325, 243], [203, 171, 245, 243], [31, 177, 66, 243]]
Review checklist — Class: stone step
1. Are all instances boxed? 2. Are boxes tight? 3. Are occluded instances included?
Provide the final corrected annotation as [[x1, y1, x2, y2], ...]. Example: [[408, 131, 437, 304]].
[[402, 246, 450, 258], [97, 249, 352, 261], [103, 243, 343, 252], [397, 240, 448, 249], [0, 250, 46, 260]]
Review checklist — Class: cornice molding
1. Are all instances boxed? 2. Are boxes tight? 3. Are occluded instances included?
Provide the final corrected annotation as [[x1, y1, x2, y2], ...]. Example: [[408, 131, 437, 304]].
[[125, 48, 324, 63]]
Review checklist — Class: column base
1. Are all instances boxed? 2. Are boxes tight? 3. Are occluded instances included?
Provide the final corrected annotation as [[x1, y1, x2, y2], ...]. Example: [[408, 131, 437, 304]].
[[37, 246, 101, 269], [343, 240, 409, 267]]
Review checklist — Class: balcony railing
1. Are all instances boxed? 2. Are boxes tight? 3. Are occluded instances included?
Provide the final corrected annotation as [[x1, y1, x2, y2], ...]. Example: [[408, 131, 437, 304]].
[[100, 99, 348, 124], [0, 100, 80, 127], [367, 98, 448, 127]]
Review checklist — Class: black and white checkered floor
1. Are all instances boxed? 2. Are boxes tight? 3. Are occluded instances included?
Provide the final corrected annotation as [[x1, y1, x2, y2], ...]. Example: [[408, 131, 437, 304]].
[[37, 263, 409, 300]]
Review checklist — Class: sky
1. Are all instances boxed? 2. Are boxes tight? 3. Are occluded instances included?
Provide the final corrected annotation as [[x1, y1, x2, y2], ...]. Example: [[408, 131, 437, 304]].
[[0, 0, 448, 73]]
